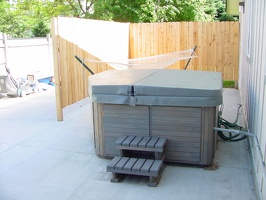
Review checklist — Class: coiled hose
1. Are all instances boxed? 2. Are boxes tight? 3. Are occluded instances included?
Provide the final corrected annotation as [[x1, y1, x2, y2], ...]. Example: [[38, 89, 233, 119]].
[[217, 104, 247, 142]]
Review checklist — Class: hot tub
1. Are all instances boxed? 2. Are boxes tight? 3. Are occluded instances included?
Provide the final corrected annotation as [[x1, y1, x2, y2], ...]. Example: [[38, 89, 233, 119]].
[[89, 69, 223, 165]]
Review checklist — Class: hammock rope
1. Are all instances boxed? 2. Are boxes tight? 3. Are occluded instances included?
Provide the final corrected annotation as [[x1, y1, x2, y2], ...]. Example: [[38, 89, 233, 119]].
[[80, 48, 197, 70]]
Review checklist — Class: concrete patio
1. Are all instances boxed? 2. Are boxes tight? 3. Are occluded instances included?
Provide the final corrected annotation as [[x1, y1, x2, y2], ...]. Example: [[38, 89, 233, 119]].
[[0, 88, 257, 200]]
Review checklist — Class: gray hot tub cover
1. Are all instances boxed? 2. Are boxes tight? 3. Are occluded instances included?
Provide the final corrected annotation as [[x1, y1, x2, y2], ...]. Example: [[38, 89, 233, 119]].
[[88, 69, 223, 107]]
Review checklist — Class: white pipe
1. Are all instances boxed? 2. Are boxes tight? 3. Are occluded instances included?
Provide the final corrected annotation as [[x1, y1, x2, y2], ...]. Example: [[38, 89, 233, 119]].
[[213, 127, 256, 138]]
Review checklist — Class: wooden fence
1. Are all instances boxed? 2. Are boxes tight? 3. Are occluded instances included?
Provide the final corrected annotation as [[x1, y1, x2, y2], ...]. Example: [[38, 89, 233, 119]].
[[51, 17, 239, 121], [51, 17, 130, 120], [129, 22, 239, 79]]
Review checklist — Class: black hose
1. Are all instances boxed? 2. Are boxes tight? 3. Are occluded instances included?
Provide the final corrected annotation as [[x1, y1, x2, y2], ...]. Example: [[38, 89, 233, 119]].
[[217, 104, 247, 142]]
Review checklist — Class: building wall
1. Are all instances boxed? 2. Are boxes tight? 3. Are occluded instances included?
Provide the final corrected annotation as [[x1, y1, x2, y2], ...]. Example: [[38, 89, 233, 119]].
[[238, 0, 266, 199]]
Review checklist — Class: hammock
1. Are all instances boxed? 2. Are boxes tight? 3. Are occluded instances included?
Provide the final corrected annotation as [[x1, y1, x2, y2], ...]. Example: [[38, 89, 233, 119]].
[[80, 48, 197, 70]]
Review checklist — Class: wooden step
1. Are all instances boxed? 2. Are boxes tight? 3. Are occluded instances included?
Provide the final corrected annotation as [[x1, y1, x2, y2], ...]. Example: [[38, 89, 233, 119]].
[[115, 136, 167, 152], [107, 156, 164, 187]]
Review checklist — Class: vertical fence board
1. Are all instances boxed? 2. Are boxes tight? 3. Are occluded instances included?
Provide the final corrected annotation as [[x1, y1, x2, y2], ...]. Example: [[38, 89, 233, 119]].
[[212, 23, 217, 72], [163, 23, 168, 53], [179, 22, 186, 69], [202, 22, 208, 71], [149, 23, 155, 56], [206, 22, 212, 71], [192, 22, 198, 70], [216, 23, 221, 73], [197, 22, 203, 71], [51, 18, 63, 121], [220, 22, 226, 78]]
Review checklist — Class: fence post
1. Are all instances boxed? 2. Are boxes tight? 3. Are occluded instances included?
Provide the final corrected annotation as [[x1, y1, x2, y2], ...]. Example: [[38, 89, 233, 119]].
[[2, 34, 9, 71], [51, 18, 63, 121], [47, 34, 53, 72]]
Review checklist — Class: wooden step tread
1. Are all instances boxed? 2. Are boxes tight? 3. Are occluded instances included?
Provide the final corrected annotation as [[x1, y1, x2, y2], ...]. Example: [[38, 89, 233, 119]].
[[115, 136, 167, 152], [107, 156, 163, 177]]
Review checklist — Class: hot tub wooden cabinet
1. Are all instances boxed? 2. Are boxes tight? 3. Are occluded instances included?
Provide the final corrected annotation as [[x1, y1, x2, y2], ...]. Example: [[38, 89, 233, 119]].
[[89, 69, 223, 166]]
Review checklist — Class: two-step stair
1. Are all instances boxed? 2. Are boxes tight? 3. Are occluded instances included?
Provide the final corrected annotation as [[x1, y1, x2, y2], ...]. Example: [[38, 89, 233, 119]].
[[107, 136, 167, 187]]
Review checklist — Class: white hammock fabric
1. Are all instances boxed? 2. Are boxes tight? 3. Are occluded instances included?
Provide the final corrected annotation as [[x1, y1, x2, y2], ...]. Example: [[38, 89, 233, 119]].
[[83, 48, 197, 70]]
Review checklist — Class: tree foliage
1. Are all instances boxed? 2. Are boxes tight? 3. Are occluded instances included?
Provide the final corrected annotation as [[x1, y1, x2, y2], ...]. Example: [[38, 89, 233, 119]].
[[0, 1, 29, 38], [90, 0, 180, 22], [0, 0, 76, 37], [0, 0, 237, 38], [91, 0, 233, 23]]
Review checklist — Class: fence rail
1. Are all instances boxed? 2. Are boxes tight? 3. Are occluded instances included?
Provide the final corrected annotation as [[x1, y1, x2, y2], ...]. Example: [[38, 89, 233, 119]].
[[51, 18, 239, 121]]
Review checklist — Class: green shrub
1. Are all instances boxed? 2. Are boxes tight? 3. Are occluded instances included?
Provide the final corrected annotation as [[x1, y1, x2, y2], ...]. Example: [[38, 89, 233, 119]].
[[223, 80, 235, 88]]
